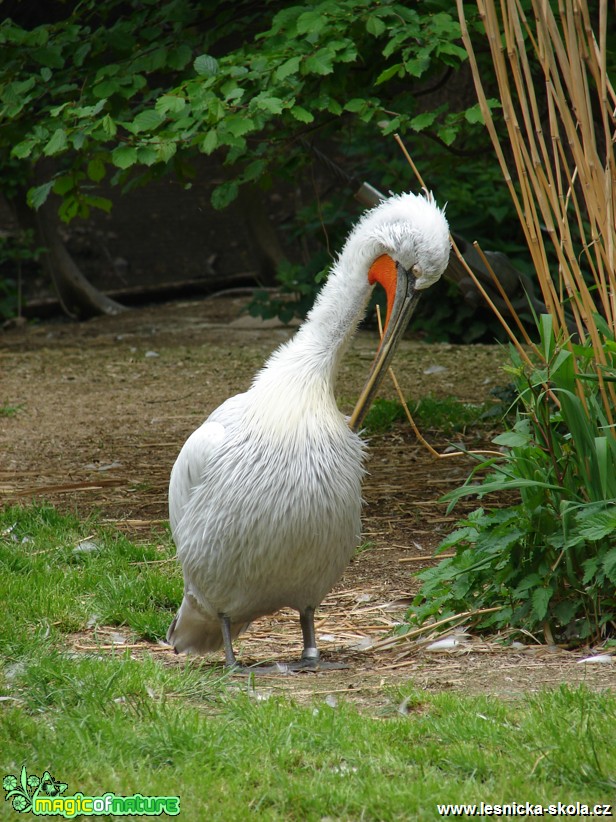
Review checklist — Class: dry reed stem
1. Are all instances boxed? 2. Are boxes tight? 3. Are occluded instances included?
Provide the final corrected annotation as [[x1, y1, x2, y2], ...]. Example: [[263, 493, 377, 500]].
[[458, 0, 615, 423]]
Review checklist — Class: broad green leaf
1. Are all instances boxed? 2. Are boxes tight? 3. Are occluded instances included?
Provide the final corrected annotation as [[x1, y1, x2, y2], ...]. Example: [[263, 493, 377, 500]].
[[304, 49, 334, 76], [43, 128, 68, 156], [167, 44, 192, 71], [410, 111, 437, 131], [200, 131, 218, 155], [83, 195, 112, 213], [31, 45, 64, 69], [225, 117, 255, 137], [52, 175, 74, 196], [211, 180, 238, 210], [531, 587, 552, 621], [130, 110, 164, 133], [194, 54, 219, 77], [464, 104, 485, 125], [136, 146, 158, 166], [275, 56, 301, 82], [155, 95, 186, 115], [290, 105, 313, 123], [111, 145, 138, 169], [156, 141, 177, 162], [58, 195, 80, 223], [375, 64, 402, 86], [437, 124, 457, 145], [252, 94, 284, 115], [492, 430, 530, 448], [100, 114, 117, 138], [603, 548, 616, 584], [87, 158, 106, 182], [93, 79, 121, 99], [27, 181, 53, 210], [576, 509, 616, 541], [345, 98, 367, 113], [296, 11, 325, 36], [366, 16, 386, 37], [11, 140, 36, 160]]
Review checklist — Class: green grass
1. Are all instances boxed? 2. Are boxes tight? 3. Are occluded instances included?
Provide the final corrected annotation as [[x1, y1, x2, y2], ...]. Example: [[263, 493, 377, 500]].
[[0, 403, 23, 418], [362, 395, 498, 436], [1, 505, 615, 819]]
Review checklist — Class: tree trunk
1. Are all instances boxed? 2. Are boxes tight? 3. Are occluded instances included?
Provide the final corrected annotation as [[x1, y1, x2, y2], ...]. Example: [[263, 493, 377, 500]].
[[35, 196, 126, 319]]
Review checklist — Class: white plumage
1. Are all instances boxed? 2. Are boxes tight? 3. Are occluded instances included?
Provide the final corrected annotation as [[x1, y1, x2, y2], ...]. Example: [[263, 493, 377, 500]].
[[167, 192, 450, 666]]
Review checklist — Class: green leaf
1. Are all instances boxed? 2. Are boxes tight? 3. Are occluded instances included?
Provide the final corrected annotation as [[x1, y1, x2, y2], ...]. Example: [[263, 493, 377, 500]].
[[492, 430, 531, 448], [93, 79, 121, 99], [345, 98, 367, 113], [194, 54, 219, 77], [290, 105, 314, 123], [136, 146, 158, 166], [375, 64, 403, 86], [155, 95, 186, 115], [130, 110, 164, 133], [100, 114, 117, 138], [531, 587, 552, 622], [43, 128, 68, 156], [31, 45, 64, 69], [156, 141, 177, 163], [437, 124, 457, 145], [83, 195, 112, 213], [464, 103, 485, 125], [111, 145, 137, 169], [225, 116, 255, 138], [410, 111, 437, 131], [252, 94, 284, 115], [211, 180, 238, 210], [275, 56, 301, 82], [296, 11, 325, 36], [52, 175, 75, 196], [304, 49, 334, 76], [27, 181, 53, 210], [167, 44, 193, 71], [11, 140, 36, 160], [200, 131, 218, 155], [58, 195, 80, 223], [576, 509, 616, 541], [603, 548, 616, 584], [366, 16, 386, 37], [87, 158, 106, 182]]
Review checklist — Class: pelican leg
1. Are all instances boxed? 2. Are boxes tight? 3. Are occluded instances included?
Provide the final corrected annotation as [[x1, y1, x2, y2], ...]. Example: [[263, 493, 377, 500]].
[[219, 614, 237, 668], [300, 606, 320, 663]]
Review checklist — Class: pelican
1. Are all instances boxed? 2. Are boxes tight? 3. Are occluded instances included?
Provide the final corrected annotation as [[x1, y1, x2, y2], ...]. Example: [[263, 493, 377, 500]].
[[167, 191, 450, 668]]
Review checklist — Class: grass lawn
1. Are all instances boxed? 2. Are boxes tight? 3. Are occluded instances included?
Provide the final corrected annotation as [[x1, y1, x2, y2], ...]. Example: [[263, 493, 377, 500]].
[[1, 505, 615, 820]]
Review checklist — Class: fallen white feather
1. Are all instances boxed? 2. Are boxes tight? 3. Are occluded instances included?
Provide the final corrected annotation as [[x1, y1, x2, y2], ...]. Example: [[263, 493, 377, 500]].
[[426, 636, 466, 651], [577, 654, 613, 664]]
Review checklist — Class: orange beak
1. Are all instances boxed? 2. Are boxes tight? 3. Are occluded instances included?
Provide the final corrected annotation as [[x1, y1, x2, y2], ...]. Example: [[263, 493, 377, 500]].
[[349, 254, 420, 432]]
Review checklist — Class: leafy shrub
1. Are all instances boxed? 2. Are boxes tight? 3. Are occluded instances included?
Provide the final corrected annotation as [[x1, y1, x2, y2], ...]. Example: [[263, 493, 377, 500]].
[[410, 316, 616, 643]]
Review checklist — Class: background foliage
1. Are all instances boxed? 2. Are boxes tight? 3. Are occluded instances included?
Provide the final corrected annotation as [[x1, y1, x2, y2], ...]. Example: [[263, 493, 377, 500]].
[[0, 0, 518, 336]]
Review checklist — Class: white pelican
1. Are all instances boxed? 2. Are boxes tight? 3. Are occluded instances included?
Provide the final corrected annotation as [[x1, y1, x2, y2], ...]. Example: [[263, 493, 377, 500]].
[[167, 191, 450, 667]]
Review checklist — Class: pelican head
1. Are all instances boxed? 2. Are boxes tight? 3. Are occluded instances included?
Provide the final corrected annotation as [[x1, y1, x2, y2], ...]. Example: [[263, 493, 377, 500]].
[[348, 191, 450, 430]]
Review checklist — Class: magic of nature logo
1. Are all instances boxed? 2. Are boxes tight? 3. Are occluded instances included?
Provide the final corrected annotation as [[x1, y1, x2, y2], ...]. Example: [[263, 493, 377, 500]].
[[3, 767, 180, 817]]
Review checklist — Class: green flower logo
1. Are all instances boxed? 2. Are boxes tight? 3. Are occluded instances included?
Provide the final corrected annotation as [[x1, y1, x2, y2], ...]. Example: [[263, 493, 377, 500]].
[[2, 766, 67, 813], [2, 775, 17, 792], [12, 795, 27, 812]]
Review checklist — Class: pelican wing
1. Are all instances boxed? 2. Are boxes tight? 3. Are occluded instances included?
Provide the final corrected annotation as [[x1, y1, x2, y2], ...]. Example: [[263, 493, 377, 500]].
[[169, 391, 249, 534]]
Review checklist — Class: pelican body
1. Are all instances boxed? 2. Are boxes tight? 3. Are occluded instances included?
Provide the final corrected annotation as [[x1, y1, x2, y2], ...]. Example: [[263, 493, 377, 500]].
[[167, 192, 450, 666]]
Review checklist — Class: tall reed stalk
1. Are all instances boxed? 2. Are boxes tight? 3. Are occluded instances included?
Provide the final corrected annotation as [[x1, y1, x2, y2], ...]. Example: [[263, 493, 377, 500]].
[[457, 0, 615, 419]]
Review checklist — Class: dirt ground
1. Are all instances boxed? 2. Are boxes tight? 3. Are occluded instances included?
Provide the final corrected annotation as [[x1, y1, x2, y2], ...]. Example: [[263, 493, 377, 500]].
[[1, 296, 614, 706]]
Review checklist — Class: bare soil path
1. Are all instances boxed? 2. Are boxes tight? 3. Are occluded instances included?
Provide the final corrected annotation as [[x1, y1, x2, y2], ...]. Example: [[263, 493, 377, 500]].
[[2, 297, 614, 706]]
